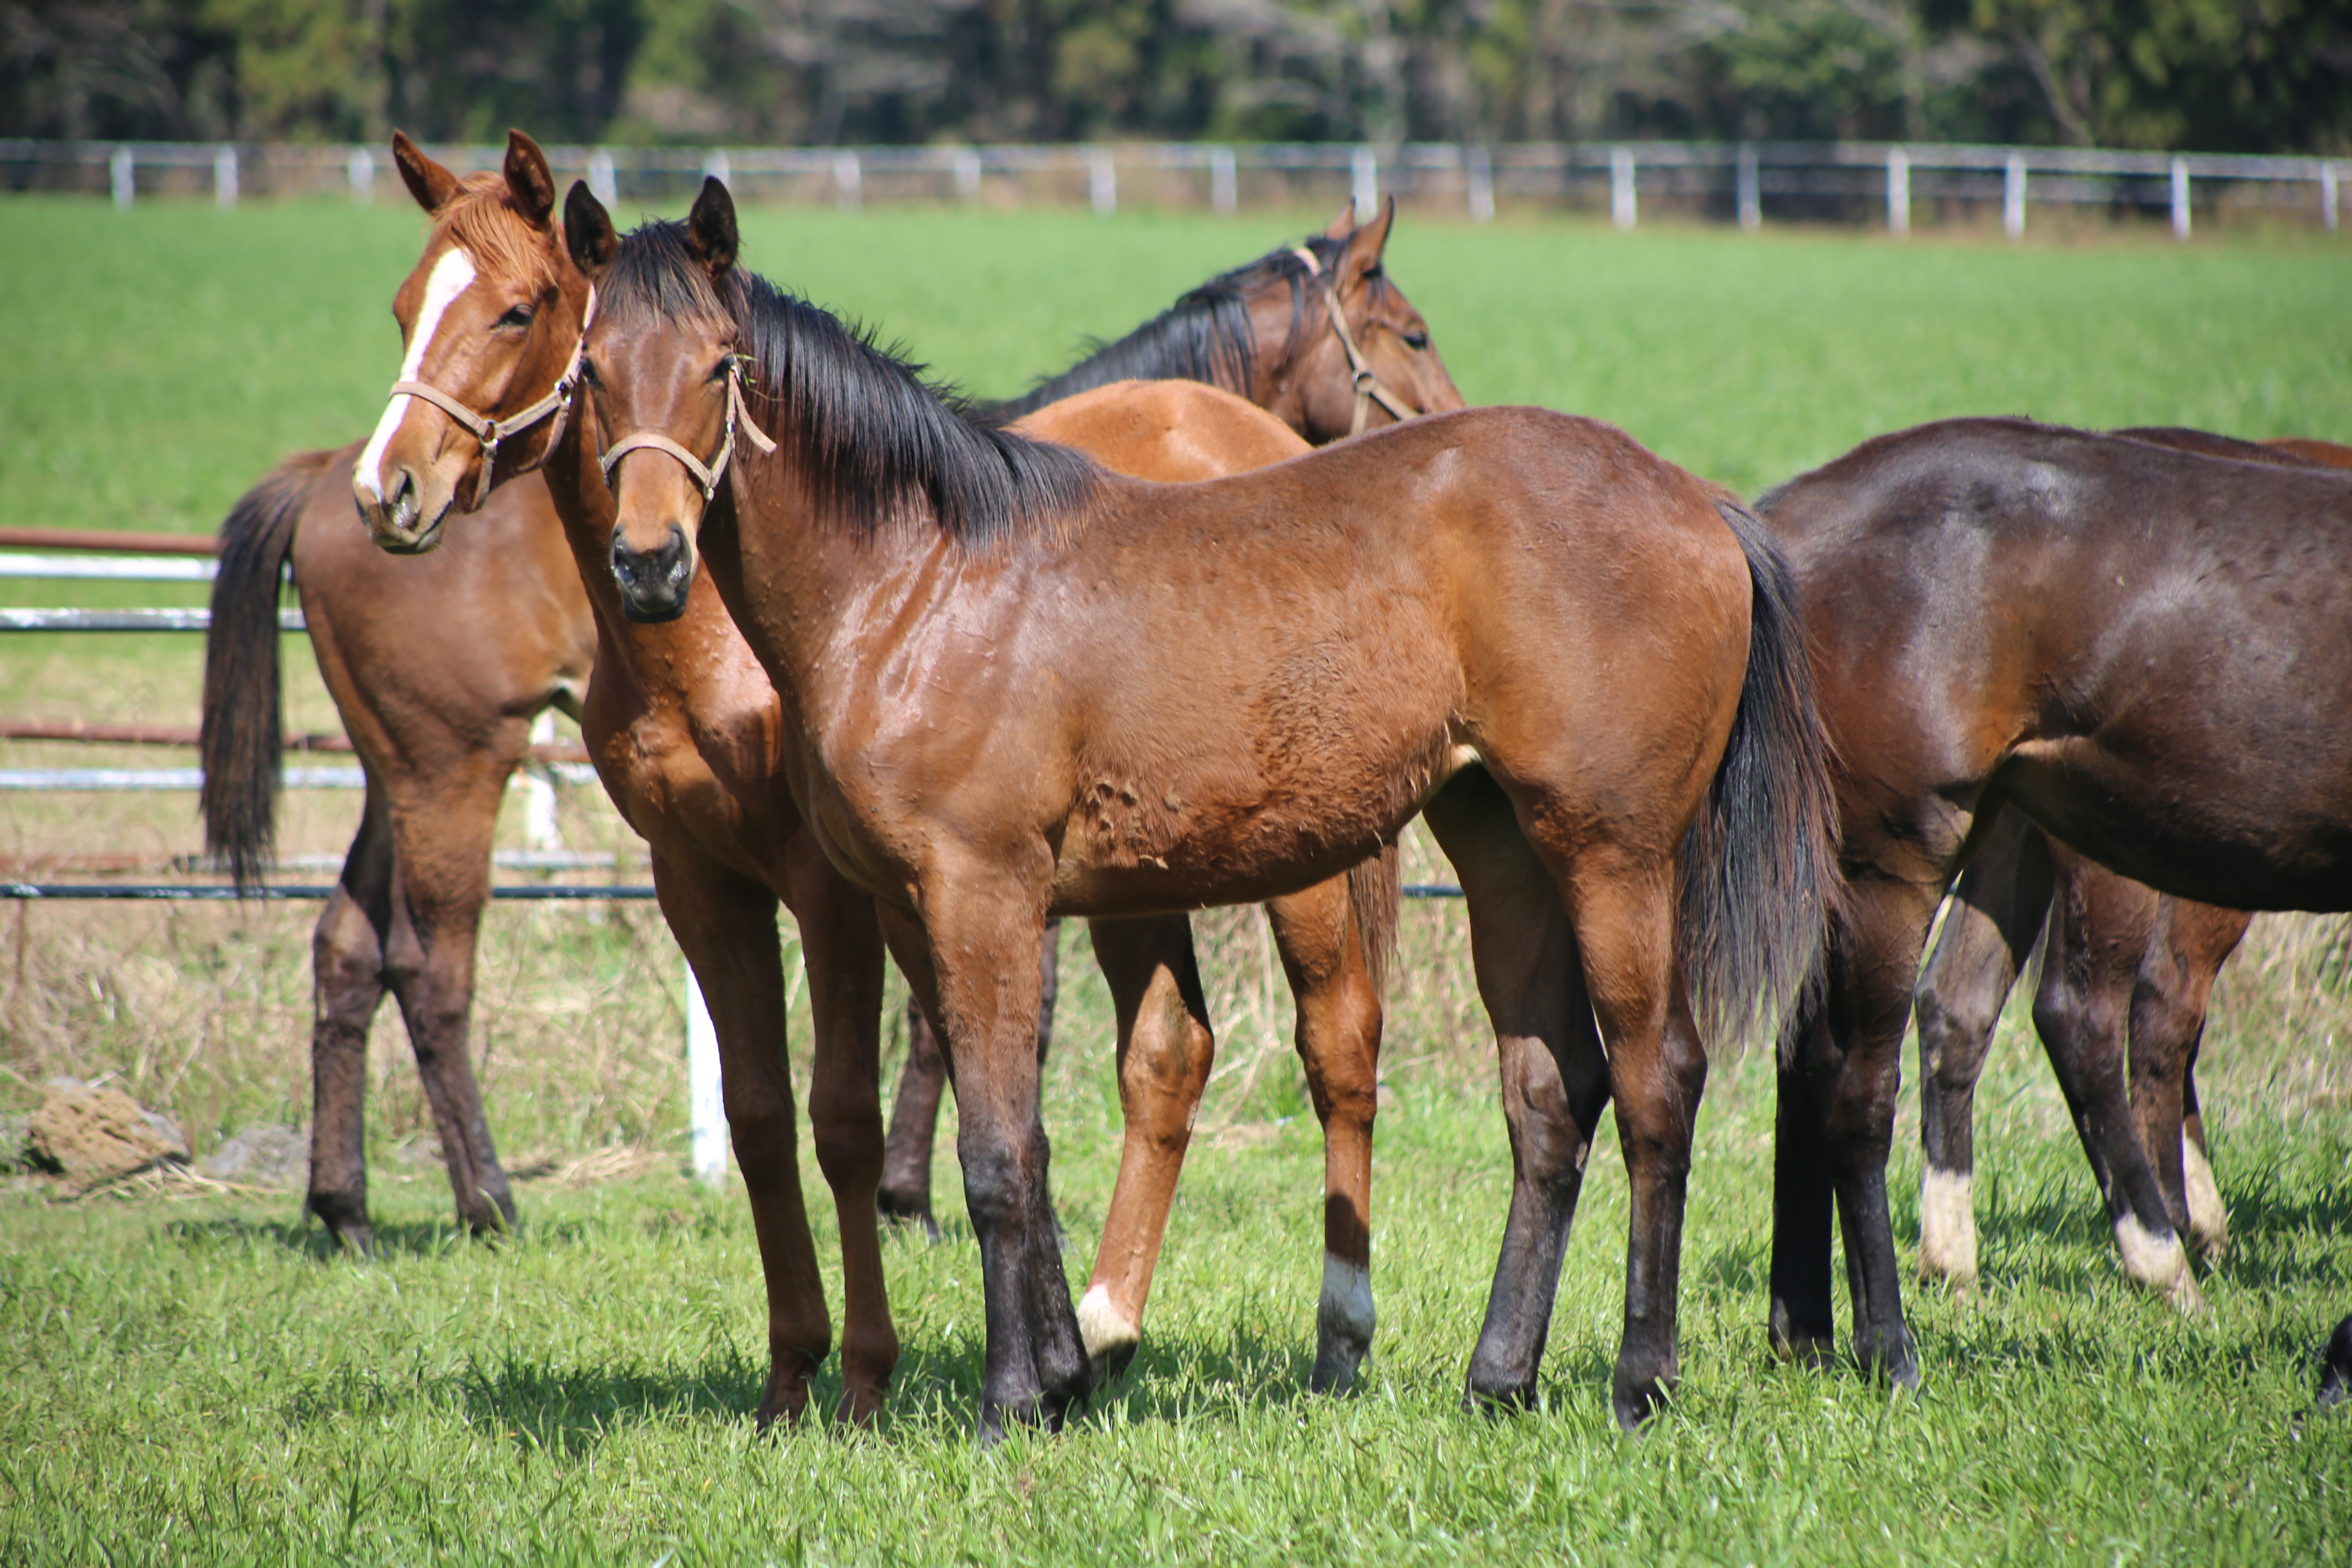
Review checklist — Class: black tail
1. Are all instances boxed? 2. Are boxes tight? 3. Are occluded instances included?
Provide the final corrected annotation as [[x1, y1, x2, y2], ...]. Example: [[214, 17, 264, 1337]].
[[200, 451, 333, 889], [1678, 499, 1842, 1050]]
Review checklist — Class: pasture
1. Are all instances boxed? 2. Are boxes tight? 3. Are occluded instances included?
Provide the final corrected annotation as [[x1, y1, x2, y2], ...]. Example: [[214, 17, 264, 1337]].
[[3, 193, 2352, 1562]]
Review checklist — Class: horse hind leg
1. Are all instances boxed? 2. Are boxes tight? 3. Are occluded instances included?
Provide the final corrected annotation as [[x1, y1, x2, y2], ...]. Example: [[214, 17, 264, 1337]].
[[2132, 901, 2247, 1264], [1075, 914, 1214, 1385], [307, 786, 396, 1252], [1911, 809, 2053, 1294], [1265, 871, 1386, 1393], [1424, 770, 1611, 1417]]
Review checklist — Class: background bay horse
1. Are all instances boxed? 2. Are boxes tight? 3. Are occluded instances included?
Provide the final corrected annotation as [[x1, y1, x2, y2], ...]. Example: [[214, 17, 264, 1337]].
[[1906, 432, 2352, 1309], [1756, 417, 2352, 1390], [353, 133, 1456, 1412], [203, 131, 1457, 1260], [572, 178, 1835, 1436]]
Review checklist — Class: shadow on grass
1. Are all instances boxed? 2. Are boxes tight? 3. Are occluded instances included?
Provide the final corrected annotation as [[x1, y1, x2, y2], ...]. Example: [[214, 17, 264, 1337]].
[[162, 1214, 594, 1261]]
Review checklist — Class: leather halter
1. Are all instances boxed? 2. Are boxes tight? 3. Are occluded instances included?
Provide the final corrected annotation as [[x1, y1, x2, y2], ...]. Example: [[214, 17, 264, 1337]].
[[1292, 247, 1420, 438], [377, 286, 594, 512], [597, 356, 777, 504]]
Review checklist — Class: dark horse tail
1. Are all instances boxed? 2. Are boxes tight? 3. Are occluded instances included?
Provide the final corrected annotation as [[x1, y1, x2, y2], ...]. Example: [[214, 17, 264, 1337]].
[[200, 450, 333, 889], [1677, 499, 1840, 1049]]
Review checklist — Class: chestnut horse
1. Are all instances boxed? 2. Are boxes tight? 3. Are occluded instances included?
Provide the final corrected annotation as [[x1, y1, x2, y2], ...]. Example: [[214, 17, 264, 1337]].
[[350, 134, 1459, 1413], [202, 132, 1457, 1265], [1756, 417, 2352, 1390], [1907, 431, 2352, 1310], [566, 178, 1836, 1436]]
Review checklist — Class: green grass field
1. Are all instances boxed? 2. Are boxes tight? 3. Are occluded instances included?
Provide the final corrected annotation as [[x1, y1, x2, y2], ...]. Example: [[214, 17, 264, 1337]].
[[3, 194, 2351, 1563]]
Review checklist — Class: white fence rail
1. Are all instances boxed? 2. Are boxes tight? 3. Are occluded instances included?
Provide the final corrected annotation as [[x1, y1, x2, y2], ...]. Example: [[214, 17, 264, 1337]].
[[5, 136, 2341, 236]]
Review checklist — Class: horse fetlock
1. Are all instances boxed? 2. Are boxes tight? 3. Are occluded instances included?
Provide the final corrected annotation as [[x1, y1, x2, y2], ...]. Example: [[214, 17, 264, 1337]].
[[1767, 1299, 1837, 1369], [1312, 1254, 1377, 1394], [2182, 1138, 2230, 1258], [1076, 1284, 1140, 1369], [307, 1187, 376, 1256], [876, 1187, 940, 1243], [1915, 1165, 1980, 1292], [1853, 1323, 1921, 1390], [1610, 1367, 1676, 1433], [2114, 1213, 2201, 1311]]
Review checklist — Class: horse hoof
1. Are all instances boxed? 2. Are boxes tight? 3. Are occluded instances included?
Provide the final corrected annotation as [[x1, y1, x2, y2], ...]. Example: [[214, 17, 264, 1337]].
[[1461, 1370, 1537, 1417], [1767, 1304, 1837, 1370], [1858, 1331, 1921, 1391], [1612, 1379, 1672, 1433], [877, 1192, 940, 1244], [2316, 1317, 2352, 1410]]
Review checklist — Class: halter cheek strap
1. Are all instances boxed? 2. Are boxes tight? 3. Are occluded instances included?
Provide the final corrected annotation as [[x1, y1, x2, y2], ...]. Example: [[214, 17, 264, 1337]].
[[1291, 247, 1420, 438], [377, 284, 595, 512], [597, 359, 777, 504]]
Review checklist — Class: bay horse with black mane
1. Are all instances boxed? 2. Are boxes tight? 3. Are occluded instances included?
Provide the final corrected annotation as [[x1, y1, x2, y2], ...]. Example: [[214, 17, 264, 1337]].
[[202, 131, 1456, 1273], [561, 176, 1836, 1437], [345, 133, 1463, 1415], [1755, 417, 2352, 1392]]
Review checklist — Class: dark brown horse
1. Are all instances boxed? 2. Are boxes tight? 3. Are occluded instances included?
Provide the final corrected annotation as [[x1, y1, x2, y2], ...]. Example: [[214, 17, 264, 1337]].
[[564, 178, 1836, 1436], [1907, 430, 2352, 1310], [1757, 417, 2352, 1389], [353, 135, 1461, 1414], [203, 133, 1455, 1271]]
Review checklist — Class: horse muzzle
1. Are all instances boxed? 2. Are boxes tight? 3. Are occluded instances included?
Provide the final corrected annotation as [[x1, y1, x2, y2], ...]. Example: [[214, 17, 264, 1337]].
[[356, 463, 452, 555], [611, 522, 695, 623]]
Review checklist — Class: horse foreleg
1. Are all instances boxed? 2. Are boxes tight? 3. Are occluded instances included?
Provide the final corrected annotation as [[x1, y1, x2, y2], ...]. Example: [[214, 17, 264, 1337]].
[[1426, 772, 1610, 1416], [2033, 855, 2201, 1312], [880, 918, 1060, 1238], [306, 785, 396, 1252], [880, 892, 1089, 1442], [381, 771, 512, 1236], [1077, 914, 1214, 1385], [1265, 874, 1385, 1393], [783, 836, 898, 1424], [1911, 808, 2052, 1292]]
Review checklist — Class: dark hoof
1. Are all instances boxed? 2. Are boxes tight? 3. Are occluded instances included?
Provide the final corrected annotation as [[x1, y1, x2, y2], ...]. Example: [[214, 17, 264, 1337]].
[[1090, 1339, 1139, 1389], [307, 1192, 376, 1257], [1857, 1329, 1921, 1391], [1461, 1371, 1537, 1417], [1309, 1340, 1368, 1395], [1612, 1376, 1674, 1433], [878, 1191, 940, 1244], [1768, 1302, 1837, 1370], [2317, 1316, 2352, 1410]]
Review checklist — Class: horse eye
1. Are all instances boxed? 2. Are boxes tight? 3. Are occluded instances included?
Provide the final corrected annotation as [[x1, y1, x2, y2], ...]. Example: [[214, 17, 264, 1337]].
[[579, 357, 601, 387], [710, 358, 735, 383], [1402, 330, 1429, 352], [496, 303, 535, 330]]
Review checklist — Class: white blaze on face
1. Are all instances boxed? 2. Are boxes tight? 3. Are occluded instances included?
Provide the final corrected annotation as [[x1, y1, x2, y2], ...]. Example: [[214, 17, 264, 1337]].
[[356, 246, 478, 501]]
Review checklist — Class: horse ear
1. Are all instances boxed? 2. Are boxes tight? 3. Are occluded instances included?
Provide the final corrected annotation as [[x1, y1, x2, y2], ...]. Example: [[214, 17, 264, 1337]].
[[564, 180, 618, 278], [1341, 196, 1395, 283], [686, 177, 740, 280], [503, 130, 557, 227], [1323, 201, 1359, 240], [393, 131, 463, 215]]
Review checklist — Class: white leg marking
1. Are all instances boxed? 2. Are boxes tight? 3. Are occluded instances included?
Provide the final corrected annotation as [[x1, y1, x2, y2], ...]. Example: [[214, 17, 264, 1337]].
[[356, 247, 477, 500], [1915, 1166, 1978, 1290], [1318, 1252, 1376, 1348], [2182, 1136, 2228, 1257], [2115, 1212, 2205, 1314], [1076, 1283, 1138, 1362]]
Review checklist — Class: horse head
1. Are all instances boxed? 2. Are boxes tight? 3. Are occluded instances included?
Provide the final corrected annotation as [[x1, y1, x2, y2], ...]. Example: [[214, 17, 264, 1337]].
[[354, 129, 590, 553], [1271, 198, 1466, 443]]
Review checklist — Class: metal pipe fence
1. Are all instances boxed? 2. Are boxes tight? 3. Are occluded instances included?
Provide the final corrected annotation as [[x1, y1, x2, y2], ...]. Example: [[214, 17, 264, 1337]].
[[4, 136, 2340, 236]]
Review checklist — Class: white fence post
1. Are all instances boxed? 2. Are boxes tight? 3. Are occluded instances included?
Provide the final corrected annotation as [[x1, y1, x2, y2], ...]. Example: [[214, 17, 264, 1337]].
[[110, 145, 134, 209], [684, 960, 726, 1187], [1351, 145, 1378, 220], [703, 147, 731, 188], [1886, 146, 1910, 235], [347, 145, 374, 204], [833, 150, 862, 211], [1736, 143, 1760, 231], [2003, 151, 2027, 238], [2325, 163, 2341, 232], [213, 144, 238, 208], [953, 146, 981, 200], [587, 148, 617, 206], [2170, 156, 2192, 240], [518, 711, 562, 851], [1467, 144, 1494, 223], [1088, 146, 1116, 214], [1209, 145, 1237, 214], [1610, 145, 1636, 231]]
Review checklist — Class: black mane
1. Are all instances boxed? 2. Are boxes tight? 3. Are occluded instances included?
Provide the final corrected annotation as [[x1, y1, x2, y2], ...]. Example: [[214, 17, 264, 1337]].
[[987, 231, 1351, 423], [601, 220, 1103, 548]]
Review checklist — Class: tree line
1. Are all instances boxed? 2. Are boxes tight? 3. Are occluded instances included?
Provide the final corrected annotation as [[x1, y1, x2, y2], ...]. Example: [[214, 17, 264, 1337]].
[[6, 0, 2348, 155]]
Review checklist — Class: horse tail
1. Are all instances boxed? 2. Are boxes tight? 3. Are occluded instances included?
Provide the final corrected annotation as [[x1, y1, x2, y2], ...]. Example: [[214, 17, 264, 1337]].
[[1679, 498, 1842, 1052], [200, 450, 331, 889], [1348, 842, 1401, 1000]]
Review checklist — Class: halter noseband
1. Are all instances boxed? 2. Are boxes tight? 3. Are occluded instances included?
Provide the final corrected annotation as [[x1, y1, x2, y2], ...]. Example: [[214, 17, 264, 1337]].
[[597, 356, 777, 505], [1292, 247, 1421, 439], [376, 285, 595, 512]]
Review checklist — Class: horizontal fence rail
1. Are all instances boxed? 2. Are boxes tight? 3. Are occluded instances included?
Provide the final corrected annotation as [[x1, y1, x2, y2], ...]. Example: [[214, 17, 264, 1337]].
[[2, 137, 2339, 236]]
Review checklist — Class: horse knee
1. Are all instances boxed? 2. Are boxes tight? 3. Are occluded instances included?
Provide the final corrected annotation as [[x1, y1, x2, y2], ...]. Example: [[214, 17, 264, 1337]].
[[810, 1111, 883, 1194], [1913, 978, 2001, 1087]]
